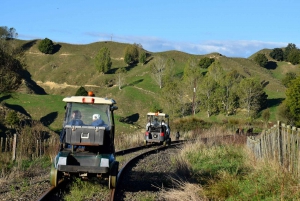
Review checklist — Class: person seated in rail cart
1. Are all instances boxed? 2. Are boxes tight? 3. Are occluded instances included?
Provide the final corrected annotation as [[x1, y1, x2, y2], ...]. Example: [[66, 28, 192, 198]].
[[68, 110, 85, 126], [91, 114, 104, 126], [161, 120, 170, 135]]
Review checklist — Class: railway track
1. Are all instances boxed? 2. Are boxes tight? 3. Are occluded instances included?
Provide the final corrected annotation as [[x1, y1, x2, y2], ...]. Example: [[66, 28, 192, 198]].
[[36, 140, 184, 201]]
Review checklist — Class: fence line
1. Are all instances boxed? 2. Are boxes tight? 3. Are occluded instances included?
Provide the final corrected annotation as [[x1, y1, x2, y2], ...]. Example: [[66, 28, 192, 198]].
[[247, 121, 300, 176], [0, 134, 59, 161]]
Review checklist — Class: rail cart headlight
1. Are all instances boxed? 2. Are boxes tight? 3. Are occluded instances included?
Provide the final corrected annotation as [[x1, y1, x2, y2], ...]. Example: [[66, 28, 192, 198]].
[[100, 158, 109, 167], [58, 157, 67, 165]]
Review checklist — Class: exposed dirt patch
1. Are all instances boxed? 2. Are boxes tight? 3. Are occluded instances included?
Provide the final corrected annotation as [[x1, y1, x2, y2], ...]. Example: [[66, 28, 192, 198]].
[[36, 81, 101, 89]]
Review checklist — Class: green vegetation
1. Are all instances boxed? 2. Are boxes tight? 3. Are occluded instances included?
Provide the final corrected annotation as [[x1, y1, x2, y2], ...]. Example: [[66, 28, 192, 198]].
[[254, 53, 268, 67], [0, 26, 18, 39], [161, 129, 300, 200], [75, 86, 88, 96], [124, 43, 140, 65], [1, 37, 300, 136], [0, 40, 24, 93], [64, 178, 110, 201], [38, 38, 54, 54], [94, 46, 112, 73], [199, 57, 215, 69], [270, 48, 284, 61], [285, 76, 300, 126]]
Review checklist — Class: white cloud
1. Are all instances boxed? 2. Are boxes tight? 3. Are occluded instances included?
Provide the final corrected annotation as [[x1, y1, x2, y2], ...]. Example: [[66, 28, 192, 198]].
[[20, 31, 291, 58], [89, 32, 289, 57]]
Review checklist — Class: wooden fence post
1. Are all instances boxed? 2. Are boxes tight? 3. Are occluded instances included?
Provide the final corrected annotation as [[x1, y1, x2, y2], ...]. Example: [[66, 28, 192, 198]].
[[0, 137, 2, 152], [36, 140, 39, 158], [5, 137, 8, 152], [12, 134, 16, 161]]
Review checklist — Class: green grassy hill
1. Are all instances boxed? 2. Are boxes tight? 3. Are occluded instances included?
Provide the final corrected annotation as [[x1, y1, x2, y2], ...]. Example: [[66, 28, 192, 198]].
[[3, 39, 300, 134]]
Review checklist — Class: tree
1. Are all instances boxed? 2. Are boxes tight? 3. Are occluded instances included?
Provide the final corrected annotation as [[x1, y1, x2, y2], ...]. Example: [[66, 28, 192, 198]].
[[161, 78, 186, 117], [139, 51, 147, 65], [284, 43, 297, 61], [38, 38, 54, 54], [199, 76, 218, 117], [94, 47, 112, 73], [199, 57, 215, 69], [276, 101, 295, 126], [183, 57, 202, 115], [287, 49, 300, 65], [285, 77, 300, 125], [269, 48, 284, 61], [0, 43, 24, 93], [0, 26, 18, 39], [124, 44, 139, 65], [282, 72, 297, 87], [150, 56, 168, 89], [238, 77, 267, 117], [254, 53, 268, 67], [116, 67, 127, 90], [219, 70, 241, 115], [207, 61, 224, 83], [75, 86, 88, 96]]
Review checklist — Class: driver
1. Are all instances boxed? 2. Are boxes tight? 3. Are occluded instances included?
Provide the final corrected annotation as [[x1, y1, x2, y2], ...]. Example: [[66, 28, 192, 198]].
[[68, 110, 84, 126]]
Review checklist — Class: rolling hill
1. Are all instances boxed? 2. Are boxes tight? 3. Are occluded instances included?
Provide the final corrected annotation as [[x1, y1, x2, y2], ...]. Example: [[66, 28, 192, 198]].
[[3, 39, 300, 133]]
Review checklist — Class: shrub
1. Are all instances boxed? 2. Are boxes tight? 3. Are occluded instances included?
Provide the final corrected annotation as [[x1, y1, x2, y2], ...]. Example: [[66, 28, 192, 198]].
[[38, 38, 54, 54], [75, 86, 88, 96], [173, 117, 211, 133]]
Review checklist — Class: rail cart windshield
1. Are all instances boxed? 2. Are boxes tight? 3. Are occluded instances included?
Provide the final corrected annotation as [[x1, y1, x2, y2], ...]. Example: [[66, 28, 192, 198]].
[[64, 103, 111, 129]]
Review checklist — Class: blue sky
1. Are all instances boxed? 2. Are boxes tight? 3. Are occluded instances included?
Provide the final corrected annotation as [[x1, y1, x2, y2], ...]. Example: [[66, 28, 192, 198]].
[[1, 0, 298, 57]]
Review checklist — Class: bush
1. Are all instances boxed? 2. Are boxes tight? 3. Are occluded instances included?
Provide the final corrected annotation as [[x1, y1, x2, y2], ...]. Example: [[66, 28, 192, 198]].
[[173, 117, 211, 133], [199, 57, 215, 69], [5, 110, 19, 127], [38, 38, 54, 54], [254, 53, 268, 67], [269, 48, 284, 61], [75, 86, 88, 96]]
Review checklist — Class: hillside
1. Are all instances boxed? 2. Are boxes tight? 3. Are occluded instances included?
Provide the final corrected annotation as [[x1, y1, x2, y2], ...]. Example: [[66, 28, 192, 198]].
[[3, 39, 300, 133]]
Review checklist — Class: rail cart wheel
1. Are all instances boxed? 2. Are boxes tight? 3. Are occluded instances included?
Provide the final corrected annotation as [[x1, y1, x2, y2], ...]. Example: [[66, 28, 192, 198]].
[[163, 140, 167, 146], [109, 161, 119, 189], [168, 137, 171, 146], [143, 140, 147, 146], [109, 175, 116, 189], [50, 165, 60, 187]]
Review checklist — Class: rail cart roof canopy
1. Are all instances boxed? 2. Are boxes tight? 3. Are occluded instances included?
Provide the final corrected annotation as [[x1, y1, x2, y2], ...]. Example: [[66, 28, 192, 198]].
[[63, 96, 116, 105], [147, 112, 169, 118]]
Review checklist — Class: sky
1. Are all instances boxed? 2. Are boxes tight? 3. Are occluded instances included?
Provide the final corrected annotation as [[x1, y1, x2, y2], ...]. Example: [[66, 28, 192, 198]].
[[1, 0, 299, 58]]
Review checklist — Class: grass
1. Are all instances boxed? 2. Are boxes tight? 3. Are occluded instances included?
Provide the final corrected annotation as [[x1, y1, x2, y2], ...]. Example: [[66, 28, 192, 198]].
[[5, 39, 299, 135], [63, 178, 110, 201], [0, 93, 65, 131], [159, 126, 300, 200]]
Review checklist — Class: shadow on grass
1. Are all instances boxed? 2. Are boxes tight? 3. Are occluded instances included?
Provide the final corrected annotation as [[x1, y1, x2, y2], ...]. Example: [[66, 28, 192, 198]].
[[21, 70, 47, 95], [4, 103, 31, 117], [21, 40, 38, 51], [0, 94, 12, 102], [128, 79, 144, 86], [118, 113, 140, 124], [53, 44, 61, 54], [121, 79, 144, 90], [40, 111, 58, 127], [267, 98, 284, 107], [265, 61, 277, 70]]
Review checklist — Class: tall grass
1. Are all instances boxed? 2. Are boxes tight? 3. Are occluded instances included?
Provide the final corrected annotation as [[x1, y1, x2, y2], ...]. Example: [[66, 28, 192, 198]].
[[160, 126, 300, 200]]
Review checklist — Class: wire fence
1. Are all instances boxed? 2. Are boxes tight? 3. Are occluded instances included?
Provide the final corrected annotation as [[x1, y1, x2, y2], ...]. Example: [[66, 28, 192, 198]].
[[247, 121, 300, 175]]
